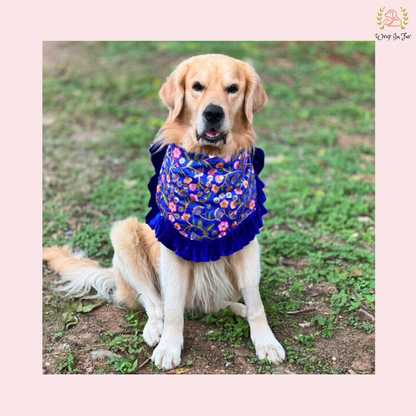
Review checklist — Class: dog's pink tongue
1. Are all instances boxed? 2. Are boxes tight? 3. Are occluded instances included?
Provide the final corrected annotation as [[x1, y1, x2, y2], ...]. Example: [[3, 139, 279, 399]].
[[206, 130, 220, 138]]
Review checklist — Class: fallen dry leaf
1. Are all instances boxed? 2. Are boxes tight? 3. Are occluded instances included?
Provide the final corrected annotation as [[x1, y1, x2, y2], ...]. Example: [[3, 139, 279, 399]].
[[287, 308, 317, 315], [167, 368, 191, 374]]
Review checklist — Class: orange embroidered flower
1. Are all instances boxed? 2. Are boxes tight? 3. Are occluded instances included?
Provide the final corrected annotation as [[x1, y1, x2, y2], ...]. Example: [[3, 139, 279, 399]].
[[212, 184, 220, 193], [184, 177, 192, 184], [174, 223, 181, 230], [220, 200, 229, 209], [182, 213, 190, 221], [230, 200, 237, 209]]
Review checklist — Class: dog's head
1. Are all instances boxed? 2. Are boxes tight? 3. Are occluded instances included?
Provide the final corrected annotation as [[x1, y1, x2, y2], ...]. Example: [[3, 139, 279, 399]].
[[156, 54, 268, 156]]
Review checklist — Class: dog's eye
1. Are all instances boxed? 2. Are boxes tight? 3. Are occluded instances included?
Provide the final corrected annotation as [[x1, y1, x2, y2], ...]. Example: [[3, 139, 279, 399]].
[[192, 82, 204, 92], [226, 84, 239, 94]]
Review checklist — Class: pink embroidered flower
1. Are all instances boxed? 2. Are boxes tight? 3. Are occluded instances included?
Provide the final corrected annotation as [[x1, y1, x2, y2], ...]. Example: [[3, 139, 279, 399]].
[[180, 231, 188, 238], [208, 169, 217, 176], [249, 199, 256, 210], [161, 174, 165, 183], [168, 202, 177, 212], [233, 161, 240, 169], [235, 188, 243, 195], [218, 221, 229, 232], [169, 214, 175, 222], [173, 147, 182, 159], [223, 156, 231, 163], [190, 194, 199, 202], [189, 184, 197, 192]]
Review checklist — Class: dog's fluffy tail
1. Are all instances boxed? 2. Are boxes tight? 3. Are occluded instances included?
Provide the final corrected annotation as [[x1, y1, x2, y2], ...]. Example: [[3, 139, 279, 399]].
[[42, 246, 116, 300]]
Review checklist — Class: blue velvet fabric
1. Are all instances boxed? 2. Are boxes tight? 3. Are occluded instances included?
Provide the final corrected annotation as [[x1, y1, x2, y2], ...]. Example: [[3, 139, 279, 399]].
[[145, 143, 268, 262]]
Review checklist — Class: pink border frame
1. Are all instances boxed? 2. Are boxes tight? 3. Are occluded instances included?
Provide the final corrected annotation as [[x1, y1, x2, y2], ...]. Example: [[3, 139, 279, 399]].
[[2, 0, 415, 413]]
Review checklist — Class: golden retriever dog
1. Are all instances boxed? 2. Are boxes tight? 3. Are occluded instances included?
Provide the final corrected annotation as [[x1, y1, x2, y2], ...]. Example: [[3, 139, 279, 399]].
[[43, 54, 286, 370]]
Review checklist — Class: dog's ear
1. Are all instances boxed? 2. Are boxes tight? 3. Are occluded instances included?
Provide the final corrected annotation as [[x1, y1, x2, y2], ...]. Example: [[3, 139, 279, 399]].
[[243, 63, 268, 124], [159, 61, 189, 120]]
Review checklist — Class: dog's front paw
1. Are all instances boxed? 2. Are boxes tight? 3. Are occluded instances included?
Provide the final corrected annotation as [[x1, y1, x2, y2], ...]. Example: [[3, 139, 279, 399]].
[[143, 317, 164, 347], [252, 329, 285, 363], [151, 340, 182, 370]]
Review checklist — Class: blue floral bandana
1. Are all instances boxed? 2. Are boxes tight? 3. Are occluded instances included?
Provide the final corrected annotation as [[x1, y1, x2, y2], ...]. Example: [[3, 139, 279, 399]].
[[146, 144, 268, 262]]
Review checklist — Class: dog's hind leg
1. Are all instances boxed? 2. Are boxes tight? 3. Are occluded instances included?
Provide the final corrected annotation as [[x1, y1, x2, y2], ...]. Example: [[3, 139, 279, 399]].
[[111, 218, 164, 347], [219, 301, 247, 318]]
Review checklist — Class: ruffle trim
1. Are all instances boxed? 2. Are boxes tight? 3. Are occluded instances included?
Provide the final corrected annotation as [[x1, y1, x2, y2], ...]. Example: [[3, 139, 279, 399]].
[[145, 143, 268, 262]]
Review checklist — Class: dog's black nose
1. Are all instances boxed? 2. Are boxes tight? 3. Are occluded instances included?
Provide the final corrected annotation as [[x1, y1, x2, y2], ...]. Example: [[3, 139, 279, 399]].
[[203, 104, 224, 124]]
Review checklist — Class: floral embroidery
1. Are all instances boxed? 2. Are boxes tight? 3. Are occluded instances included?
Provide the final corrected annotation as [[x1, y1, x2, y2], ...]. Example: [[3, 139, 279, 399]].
[[155, 145, 258, 241], [172, 147, 182, 159], [168, 201, 177, 212]]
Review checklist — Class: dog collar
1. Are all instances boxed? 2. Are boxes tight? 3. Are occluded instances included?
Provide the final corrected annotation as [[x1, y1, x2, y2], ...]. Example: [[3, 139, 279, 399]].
[[146, 143, 268, 262]]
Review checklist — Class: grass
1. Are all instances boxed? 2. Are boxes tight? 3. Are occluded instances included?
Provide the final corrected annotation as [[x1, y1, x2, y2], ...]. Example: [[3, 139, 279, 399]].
[[43, 41, 375, 374]]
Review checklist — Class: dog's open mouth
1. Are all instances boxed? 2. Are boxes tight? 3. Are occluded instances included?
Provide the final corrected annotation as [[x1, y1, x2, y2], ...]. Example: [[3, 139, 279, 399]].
[[196, 129, 227, 145]]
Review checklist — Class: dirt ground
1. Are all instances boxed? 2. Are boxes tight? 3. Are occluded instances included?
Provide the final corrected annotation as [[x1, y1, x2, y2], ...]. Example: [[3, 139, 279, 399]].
[[43, 266, 374, 375]]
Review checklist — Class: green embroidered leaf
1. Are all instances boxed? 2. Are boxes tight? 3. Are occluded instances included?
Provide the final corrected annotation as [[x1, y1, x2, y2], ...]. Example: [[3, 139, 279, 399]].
[[207, 223, 215, 232]]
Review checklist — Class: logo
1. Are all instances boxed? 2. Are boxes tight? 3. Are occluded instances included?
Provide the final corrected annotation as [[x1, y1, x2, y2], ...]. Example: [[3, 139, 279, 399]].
[[377, 7, 409, 30], [376, 7, 411, 40]]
